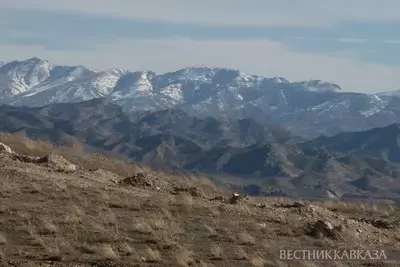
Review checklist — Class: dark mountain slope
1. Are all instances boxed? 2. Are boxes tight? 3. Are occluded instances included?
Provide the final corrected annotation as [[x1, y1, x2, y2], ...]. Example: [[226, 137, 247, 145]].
[[301, 124, 400, 162], [0, 99, 400, 199]]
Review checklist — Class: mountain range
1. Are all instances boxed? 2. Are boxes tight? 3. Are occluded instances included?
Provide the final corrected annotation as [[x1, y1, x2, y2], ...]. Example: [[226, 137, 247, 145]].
[[3, 57, 400, 138], [1, 98, 400, 201]]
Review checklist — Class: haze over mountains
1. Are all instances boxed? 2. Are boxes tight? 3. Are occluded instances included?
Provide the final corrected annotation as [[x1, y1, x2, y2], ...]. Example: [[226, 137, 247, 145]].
[[2, 57, 400, 137]]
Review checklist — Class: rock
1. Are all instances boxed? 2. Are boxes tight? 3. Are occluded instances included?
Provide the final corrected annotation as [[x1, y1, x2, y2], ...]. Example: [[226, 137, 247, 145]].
[[12, 154, 41, 163], [334, 224, 344, 232], [275, 201, 306, 209], [210, 196, 225, 202], [0, 142, 13, 154], [359, 218, 393, 229], [11, 153, 77, 173], [172, 186, 202, 197], [292, 201, 305, 208], [229, 193, 242, 204], [310, 220, 338, 239], [119, 173, 151, 187], [38, 154, 77, 172]]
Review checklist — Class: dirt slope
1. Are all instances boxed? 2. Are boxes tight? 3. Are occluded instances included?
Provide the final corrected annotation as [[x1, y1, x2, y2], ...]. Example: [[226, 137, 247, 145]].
[[0, 134, 399, 267]]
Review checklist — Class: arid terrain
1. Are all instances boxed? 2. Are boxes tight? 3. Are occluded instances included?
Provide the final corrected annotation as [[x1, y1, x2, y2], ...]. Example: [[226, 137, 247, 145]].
[[0, 133, 399, 267], [3, 99, 400, 200]]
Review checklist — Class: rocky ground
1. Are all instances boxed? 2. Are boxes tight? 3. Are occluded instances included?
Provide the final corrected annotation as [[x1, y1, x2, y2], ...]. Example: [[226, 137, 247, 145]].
[[0, 135, 399, 267]]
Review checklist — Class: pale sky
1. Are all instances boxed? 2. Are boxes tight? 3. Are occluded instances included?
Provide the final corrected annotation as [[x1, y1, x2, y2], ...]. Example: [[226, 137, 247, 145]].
[[1, 0, 400, 92]]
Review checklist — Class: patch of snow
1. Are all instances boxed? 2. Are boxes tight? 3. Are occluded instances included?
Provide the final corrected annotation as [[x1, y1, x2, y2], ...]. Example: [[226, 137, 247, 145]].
[[309, 99, 351, 115], [160, 83, 183, 102], [3, 58, 53, 95], [90, 69, 128, 95], [235, 72, 263, 88], [272, 77, 289, 83], [279, 90, 288, 105], [111, 71, 154, 100], [360, 95, 387, 117], [174, 67, 216, 82]]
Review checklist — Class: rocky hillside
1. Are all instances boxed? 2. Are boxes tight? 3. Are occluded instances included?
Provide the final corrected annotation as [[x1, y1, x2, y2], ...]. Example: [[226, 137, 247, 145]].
[[2, 58, 400, 137], [0, 135, 399, 267]]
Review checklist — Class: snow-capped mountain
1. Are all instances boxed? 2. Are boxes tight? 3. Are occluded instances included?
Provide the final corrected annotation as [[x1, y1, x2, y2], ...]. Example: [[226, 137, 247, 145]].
[[1, 57, 400, 138]]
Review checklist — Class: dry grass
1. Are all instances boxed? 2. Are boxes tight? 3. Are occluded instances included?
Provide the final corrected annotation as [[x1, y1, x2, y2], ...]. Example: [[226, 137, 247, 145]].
[[118, 242, 135, 256], [210, 245, 223, 260], [204, 224, 217, 237], [0, 233, 7, 244], [175, 247, 195, 266], [37, 218, 58, 235], [237, 232, 256, 245], [133, 220, 153, 234], [143, 247, 162, 262], [234, 247, 249, 260], [96, 244, 119, 260], [250, 255, 266, 267]]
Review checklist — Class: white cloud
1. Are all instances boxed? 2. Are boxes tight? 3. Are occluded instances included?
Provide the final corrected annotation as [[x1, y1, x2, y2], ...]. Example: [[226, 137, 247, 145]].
[[337, 38, 368, 43], [1, 0, 400, 26], [383, 40, 400, 44], [0, 38, 399, 93], [291, 37, 368, 43]]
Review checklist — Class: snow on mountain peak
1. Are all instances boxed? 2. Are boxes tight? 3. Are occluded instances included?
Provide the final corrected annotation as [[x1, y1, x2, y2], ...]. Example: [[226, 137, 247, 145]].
[[0, 57, 359, 118], [271, 77, 289, 84], [136, 71, 154, 92], [160, 83, 184, 103], [90, 69, 129, 95], [110, 71, 154, 100], [171, 67, 217, 82], [0, 57, 54, 96]]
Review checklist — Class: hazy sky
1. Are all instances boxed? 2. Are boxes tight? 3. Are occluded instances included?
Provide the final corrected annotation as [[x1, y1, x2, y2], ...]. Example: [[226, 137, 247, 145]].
[[0, 0, 400, 92]]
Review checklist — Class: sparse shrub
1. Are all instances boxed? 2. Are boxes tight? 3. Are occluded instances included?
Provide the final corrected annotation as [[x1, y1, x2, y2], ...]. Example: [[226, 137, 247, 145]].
[[38, 218, 57, 235], [175, 248, 194, 266], [144, 247, 162, 262], [133, 221, 153, 234], [251, 255, 266, 267], [234, 247, 249, 260], [97, 244, 119, 260], [210, 245, 223, 260], [0, 233, 6, 244], [204, 224, 217, 237], [237, 232, 256, 245], [118, 242, 134, 256]]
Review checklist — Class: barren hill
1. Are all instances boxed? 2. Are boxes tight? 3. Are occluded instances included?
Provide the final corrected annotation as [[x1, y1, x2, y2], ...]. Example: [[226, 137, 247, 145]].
[[0, 134, 399, 267]]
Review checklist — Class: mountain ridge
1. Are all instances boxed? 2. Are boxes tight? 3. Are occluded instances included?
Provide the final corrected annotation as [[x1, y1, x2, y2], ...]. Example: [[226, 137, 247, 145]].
[[1, 99, 400, 199], [2, 57, 400, 138]]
